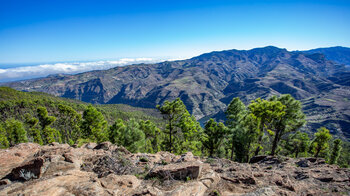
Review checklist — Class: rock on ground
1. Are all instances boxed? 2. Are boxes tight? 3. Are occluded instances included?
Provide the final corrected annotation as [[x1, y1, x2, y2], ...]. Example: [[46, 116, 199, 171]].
[[0, 143, 349, 196]]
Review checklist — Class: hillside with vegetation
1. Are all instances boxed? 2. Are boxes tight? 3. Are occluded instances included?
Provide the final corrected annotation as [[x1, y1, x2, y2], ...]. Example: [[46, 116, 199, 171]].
[[0, 87, 165, 145], [0, 87, 349, 168], [3, 46, 350, 141]]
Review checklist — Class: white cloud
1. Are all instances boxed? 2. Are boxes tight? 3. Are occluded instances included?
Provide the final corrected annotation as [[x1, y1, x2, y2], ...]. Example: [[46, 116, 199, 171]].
[[0, 58, 162, 82]]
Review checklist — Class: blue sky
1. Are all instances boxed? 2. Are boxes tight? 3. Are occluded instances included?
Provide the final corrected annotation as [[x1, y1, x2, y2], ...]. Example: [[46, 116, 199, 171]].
[[0, 0, 350, 65]]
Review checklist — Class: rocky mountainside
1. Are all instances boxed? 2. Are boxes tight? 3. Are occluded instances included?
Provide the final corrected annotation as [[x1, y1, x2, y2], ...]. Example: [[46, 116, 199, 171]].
[[3, 46, 350, 139], [304, 46, 350, 67], [0, 142, 349, 196]]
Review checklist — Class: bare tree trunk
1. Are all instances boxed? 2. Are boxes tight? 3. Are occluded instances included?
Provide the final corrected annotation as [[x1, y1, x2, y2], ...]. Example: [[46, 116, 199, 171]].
[[254, 135, 263, 156], [271, 130, 280, 156], [315, 147, 321, 158], [230, 140, 234, 161]]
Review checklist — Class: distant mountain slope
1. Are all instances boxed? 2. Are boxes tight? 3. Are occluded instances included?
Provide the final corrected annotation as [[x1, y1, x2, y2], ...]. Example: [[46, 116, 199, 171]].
[[3, 46, 350, 139], [304, 46, 350, 66]]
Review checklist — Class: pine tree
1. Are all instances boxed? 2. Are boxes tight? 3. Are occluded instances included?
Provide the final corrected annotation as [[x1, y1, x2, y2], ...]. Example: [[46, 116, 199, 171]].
[[123, 118, 145, 153], [109, 118, 145, 153], [178, 114, 203, 155], [312, 127, 332, 158], [24, 114, 43, 145], [329, 139, 342, 164], [229, 113, 260, 162], [157, 98, 185, 153], [37, 107, 60, 144], [109, 119, 126, 145], [202, 118, 228, 157], [81, 105, 108, 143], [4, 119, 28, 146], [57, 104, 82, 143], [239, 113, 261, 162], [139, 120, 162, 153], [269, 94, 306, 156], [157, 98, 202, 154], [285, 131, 310, 158], [0, 124, 9, 148], [248, 98, 286, 156], [226, 97, 247, 160]]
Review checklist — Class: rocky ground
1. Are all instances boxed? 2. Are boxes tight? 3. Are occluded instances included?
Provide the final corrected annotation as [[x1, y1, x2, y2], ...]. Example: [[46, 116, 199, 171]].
[[0, 142, 349, 196]]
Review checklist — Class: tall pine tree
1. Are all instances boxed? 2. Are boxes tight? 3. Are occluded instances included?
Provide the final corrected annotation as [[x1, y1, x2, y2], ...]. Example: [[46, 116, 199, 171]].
[[24, 113, 43, 145], [139, 120, 162, 153], [269, 94, 306, 155], [37, 107, 60, 144], [202, 118, 228, 157], [312, 127, 332, 158], [57, 104, 82, 144], [248, 98, 286, 156], [4, 119, 28, 146], [157, 98, 202, 155], [81, 105, 108, 143], [329, 139, 342, 164], [0, 124, 9, 148]]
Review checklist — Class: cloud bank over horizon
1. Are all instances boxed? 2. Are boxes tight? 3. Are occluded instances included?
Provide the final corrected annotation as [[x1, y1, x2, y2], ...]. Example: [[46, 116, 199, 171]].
[[0, 58, 166, 83]]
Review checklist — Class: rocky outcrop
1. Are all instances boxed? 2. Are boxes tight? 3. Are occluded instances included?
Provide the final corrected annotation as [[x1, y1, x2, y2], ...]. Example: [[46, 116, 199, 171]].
[[0, 143, 349, 196]]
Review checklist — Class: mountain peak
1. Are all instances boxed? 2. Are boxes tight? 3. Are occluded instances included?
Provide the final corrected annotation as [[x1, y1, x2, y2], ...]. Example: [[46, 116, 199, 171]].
[[192, 46, 287, 60], [247, 46, 288, 55], [250, 45, 287, 51]]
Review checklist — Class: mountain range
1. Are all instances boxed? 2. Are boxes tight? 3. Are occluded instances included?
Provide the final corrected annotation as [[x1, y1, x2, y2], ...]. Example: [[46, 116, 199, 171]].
[[3, 46, 350, 140]]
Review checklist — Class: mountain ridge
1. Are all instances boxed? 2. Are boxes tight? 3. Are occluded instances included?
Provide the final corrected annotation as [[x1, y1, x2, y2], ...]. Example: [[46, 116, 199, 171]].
[[2, 46, 350, 139], [303, 46, 350, 66]]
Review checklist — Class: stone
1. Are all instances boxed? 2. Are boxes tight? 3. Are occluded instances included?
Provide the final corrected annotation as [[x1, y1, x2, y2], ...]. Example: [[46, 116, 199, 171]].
[[177, 152, 195, 162], [199, 169, 221, 188], [81, 142, 97, 149], [0, 179, 11, 186], [243, 187, 276, 196], [249, 155, 268, 164], [94, 142, 113, 151], [0, 170, 109, 196], [156, 151, 179, 163], [63, 152, 76, 163], [306, 157, 317, 163], [99, 174, 141, 194], [316, 159, 326, 165], [169, 181, 208, 196], [49, 142, 60, 146], [317, 177, 333, 182], [1, 143, 350, 196], [6, 157, 45, 181], [296, 159, 309, 167], [148, 161, 202, 180], [42, 161, 76, 177], [294, 171, 309, 180], [274, 177, 296, 192], [0, 143, 41, 179], [222, 175, 257, 185], [239, 175, 257, 185]]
